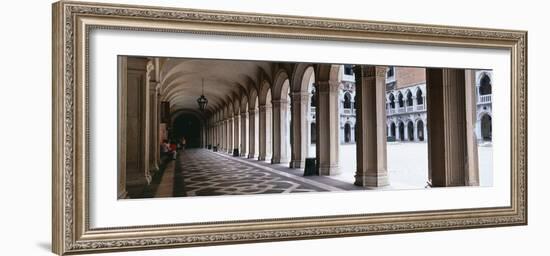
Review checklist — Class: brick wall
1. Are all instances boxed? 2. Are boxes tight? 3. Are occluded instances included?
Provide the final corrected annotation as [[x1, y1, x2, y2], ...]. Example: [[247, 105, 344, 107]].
[[395, 67, 426, 88]]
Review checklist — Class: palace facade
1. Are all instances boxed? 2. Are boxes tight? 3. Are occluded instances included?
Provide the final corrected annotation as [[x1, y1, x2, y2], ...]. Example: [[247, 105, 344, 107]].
[[327, 66, 493, 145]]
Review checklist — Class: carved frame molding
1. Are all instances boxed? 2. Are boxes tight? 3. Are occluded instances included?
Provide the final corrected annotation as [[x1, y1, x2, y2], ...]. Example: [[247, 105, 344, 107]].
[[52, 1, 527, 255]]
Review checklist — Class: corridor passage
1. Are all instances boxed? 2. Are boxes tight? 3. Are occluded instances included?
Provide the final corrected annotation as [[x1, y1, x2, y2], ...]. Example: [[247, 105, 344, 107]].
[[149, 149, 343, 198]]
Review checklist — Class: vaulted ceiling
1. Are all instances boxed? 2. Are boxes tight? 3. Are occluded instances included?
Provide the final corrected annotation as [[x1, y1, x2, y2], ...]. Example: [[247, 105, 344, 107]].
[[159, 58, 275, 115]]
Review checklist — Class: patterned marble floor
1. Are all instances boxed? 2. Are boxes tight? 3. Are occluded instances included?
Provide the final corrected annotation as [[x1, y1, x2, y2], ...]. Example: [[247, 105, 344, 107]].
[[169, 149, 341, 197]]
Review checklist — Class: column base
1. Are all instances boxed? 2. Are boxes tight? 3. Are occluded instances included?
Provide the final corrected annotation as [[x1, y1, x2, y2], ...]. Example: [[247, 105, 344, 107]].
[[248, 153, 258, 159], [354, 173, 389, 187], [117, 190, 128, 199], [125, 176, 150, 198], [290, 160, 305, 169], [240, 152, 247, 157], [149, 165, 159, 174], [318, 164, 340, 176], [271, 158, 290, 164], [258, 155, 266, 161]]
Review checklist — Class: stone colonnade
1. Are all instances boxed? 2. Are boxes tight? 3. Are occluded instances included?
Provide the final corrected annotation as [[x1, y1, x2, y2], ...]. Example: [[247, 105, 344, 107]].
[[119, 60, 481, 198], [204, 65, 479, 188]]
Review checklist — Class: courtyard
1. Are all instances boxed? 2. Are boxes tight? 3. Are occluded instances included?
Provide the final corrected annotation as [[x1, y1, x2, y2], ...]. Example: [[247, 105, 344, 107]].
[[327, 142, 493, 189]]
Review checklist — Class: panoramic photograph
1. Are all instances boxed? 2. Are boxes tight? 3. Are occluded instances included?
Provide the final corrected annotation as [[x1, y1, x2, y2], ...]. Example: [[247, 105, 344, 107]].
[[117, 56, 493, 199]]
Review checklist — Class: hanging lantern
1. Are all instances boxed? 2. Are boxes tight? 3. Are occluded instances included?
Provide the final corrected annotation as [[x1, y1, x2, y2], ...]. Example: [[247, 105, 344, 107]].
[[197, 78, 208, 111]]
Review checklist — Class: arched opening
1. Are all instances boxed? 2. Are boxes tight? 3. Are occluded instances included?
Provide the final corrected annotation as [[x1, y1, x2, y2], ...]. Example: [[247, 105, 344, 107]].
[[389, 93, 395, 109], [406, 90, 413, 106], [254, 96, 259, 155], [344, 123, 351, 143], [353, 95, 357, 110], [310, 88, 316, 107], [407, 121, 414, 141], [310, 122, 316, 144], [416, 88, 423, 105], [398, 122, 405, 141], [305, 68, 316, 158], [285, 84, 291, 163], [266, 89, 273, 160], [390, 122, 396, 138], [272, 72, 291, 164], [417, 120, 425, 141], [172, 113, 202, 148], [481, 114, 492, 141], [241, 98, 249, 157], [479, 74, 492, 95], [343, 92, 352, 109], [398, 92, 404, 108]]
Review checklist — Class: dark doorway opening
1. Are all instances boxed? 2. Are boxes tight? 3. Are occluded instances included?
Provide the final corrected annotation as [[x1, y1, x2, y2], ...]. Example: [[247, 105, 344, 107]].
[[173, 114, 202, 148]]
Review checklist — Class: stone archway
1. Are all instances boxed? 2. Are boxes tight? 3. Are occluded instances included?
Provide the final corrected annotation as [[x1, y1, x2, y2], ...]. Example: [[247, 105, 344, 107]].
[[479, 74, 492, 95], [344, 123, 351, 143], [406, 90, 413, 107], [416, 88, 424, 105], [271, 70, 291, 164], [344, 92, 352, 109], [417, 120, 425, 141], [172, 113, 202, 148], [481, 114, 492, 141], [389, 93, 395, 109], [390, 122, 396, 138], [407, 120, 414, 141]]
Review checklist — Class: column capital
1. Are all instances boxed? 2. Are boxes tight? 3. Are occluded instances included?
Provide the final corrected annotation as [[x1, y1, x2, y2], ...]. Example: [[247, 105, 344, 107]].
[[272, 99, 289, 107], [316, 80, 340, 93], [149, 81, 160, 92], [290, 91, 310, 101], [353, 65, 387, 79]]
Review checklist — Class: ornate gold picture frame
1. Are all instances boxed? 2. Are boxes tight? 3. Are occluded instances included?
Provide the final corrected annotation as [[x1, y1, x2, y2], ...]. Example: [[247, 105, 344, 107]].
[[52, 1, 527, 255]]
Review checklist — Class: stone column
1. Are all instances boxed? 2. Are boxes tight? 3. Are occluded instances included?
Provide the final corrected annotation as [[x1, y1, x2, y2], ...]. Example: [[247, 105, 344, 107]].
[[222, 119, 227, 152], [248, 108, 258, 158], [234, 113, 240, 156], [426, 68, 479, 187], [122, 57, 151, 197], [465, 70, 480, 185], [213, 122, 217, 148], [316, 80, 340, 175], [227, 116, 234, 154], [413, 122, 418, 141], [217, 121, 222, 149], [404, 123, 409, 141], [271, 99, 290, 164], [258, 105, 268, 161], [290, 92, 309, 168], [141, 61, 153, 184], [240, 110, 248, 156], [154, 91, 161, 166], [353, 66, 389, 187], [148, 81, 160, 173]]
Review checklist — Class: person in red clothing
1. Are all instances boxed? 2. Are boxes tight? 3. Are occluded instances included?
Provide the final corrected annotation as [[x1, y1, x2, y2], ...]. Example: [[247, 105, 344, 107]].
[[169, 140, 177, 160], [160, 139, 171, 159]]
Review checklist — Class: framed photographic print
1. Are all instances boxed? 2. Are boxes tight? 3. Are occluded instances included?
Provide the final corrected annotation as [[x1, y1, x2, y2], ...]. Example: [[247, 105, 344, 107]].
[[52, 1, 527, 255]]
